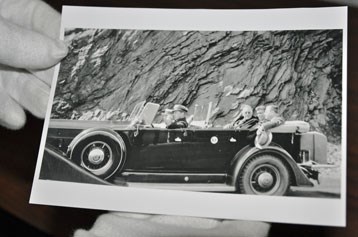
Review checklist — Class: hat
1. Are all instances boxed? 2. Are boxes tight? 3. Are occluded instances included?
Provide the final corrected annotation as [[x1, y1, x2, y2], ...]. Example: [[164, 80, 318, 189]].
[[173, 104, 188, 113], [254, 130, 273, 149]]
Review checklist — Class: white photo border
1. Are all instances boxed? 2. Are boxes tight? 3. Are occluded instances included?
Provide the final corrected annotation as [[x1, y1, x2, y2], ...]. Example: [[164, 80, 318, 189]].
[[30, 6, 347, 226]]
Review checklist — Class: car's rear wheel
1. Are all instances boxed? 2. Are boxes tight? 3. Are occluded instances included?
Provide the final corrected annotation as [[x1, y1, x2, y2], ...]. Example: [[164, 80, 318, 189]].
[[70, 134, 126, 180], [238, 155, 290, 196]]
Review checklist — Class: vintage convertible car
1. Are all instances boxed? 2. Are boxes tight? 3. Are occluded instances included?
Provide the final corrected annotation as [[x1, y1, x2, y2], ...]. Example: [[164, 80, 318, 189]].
[[43, 102, 329, 196]]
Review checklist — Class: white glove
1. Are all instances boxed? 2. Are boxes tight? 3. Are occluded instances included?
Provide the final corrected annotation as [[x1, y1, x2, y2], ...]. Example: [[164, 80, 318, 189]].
[[74, 212, 270, 237], [0, 0, 67, 129], [256, 125, 264, 135]]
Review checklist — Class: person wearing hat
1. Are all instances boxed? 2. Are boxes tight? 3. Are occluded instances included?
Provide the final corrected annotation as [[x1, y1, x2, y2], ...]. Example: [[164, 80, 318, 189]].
[[167, 104, 189, 129], [254, 105, 284, 149], [155, 108, 174, 128], [255, 105, 266, 124], [162, 108, 174, 125], [256, 105, 285, 136]]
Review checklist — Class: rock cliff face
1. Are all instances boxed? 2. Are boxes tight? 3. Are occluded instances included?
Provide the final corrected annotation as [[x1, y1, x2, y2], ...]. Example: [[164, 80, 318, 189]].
[[52, 28, 342, 143]]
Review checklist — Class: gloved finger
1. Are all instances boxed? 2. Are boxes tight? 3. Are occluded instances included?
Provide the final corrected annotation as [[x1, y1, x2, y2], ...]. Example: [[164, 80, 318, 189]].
[[0, 17, 67, 69], [111, 212, 270, 237], [150, 215, 270, 237], [0, 0, 61, 38], [29, 67, 55, 86], [74, 213, 270, 237], [0, 66, 50, 118], [0, 90, 26, 129], [113, 212, 220, 229], [112, 212, 153, 219]]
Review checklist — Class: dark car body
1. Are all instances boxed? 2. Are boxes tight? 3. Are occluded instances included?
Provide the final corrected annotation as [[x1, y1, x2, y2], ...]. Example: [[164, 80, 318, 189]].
[[44, 103, 328, 196]]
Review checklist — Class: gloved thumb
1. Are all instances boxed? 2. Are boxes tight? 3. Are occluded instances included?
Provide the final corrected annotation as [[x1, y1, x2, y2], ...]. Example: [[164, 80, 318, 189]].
[[0, 16, 67, 70], [0, 90, 26, 129]]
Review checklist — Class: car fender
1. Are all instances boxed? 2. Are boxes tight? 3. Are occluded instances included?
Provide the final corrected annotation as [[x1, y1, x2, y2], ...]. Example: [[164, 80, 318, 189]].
[[67, 127, 127, 160], [228, 146, 313, 188]]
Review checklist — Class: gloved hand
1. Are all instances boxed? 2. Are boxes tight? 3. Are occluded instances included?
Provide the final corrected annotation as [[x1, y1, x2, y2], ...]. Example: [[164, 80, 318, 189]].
[[0, 0, 68, 129], [256, 125, 264, 135], [74, 212, 271, 237]]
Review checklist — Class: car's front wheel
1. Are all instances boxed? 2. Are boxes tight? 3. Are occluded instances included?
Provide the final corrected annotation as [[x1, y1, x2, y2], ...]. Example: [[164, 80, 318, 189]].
[[70, 134, 126, 180], [238, 155, 291, 196]]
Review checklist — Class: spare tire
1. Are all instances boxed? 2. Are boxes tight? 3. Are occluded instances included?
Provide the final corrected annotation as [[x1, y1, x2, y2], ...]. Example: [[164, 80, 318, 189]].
[[70, 132, 126, 180]]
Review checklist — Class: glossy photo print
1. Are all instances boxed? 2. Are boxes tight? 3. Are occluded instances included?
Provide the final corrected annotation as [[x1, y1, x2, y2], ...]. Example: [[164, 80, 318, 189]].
[[30, 6, 347, 226], [44, 27, 342, 198]]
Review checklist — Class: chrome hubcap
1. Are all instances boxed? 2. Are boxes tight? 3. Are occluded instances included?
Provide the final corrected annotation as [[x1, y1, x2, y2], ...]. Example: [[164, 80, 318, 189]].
[[257, 172, 274, 189], [250, 164, 280, 194], [80, 141, 113, 176], [88, 148, 105, 165]]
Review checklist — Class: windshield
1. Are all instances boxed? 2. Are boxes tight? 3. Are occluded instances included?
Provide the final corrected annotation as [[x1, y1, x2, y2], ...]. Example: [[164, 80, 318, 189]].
[[128, 101, 146, 121], [190, 102, 213, 128], [129, 101, 160, 125], [137, 102, 160, 125]]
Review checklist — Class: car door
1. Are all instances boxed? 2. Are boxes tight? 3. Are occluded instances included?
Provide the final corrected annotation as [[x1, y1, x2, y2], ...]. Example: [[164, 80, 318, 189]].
[[183, 129, 249, 173], [129, 128, 187, 171]]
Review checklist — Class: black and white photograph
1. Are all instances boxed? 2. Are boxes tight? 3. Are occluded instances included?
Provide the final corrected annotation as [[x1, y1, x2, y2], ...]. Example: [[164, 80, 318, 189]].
[[30, 6, 347, 226]]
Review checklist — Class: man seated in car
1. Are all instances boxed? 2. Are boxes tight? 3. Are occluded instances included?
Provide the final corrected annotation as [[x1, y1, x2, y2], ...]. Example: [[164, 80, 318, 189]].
[[256, 104, 285, 136], [255, 105, 266, 124], [167, 104, 189, 129], [226, 104, 258, 129], [153, 108, 174, 128]]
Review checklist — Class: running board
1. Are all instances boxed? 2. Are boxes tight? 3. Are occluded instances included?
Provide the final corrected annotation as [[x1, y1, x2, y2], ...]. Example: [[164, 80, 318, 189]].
[[119, 172, 228, 184], [121, 182, 236, 192], [309, 164, 340, 169], [299, 162, 340, 169]]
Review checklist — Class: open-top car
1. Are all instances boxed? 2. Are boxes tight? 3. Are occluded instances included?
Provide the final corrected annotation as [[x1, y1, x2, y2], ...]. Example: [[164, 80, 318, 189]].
[[43, 102, 331, 196]]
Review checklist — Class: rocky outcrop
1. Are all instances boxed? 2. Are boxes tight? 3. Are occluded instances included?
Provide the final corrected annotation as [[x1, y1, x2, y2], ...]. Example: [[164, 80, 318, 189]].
[[52, 29, 342, 143]]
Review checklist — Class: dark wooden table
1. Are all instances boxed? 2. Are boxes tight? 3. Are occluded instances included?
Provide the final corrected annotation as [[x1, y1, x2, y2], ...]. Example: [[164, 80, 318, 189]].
[[0, 1, 356, 236]]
